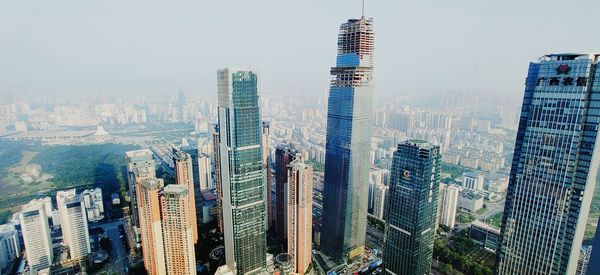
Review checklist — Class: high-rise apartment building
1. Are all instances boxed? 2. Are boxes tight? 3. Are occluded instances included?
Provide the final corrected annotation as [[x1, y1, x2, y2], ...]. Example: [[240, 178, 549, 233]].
[[372, 182, 388, 220], [198, 153, 212, 191], [160, 184, 196, 275], [180, 146, 204, 229], [62, 200, 91, 260], [125, 149, 156, 228], [383, 141, 440, 275], [438, 184, 459, 228], [173, 151, 198, 244], [463, 172, 484, 191], [0, 224, 20, 274], [56, 188, 77, 247], [217, 68, 267, 274], [497, 53, 600, 274], [275, 143, 297, 241], [286, 156, 313, 275], [138, 178, 167, 275], [321, 16, 374, 263], [19, 202, 53, 272]]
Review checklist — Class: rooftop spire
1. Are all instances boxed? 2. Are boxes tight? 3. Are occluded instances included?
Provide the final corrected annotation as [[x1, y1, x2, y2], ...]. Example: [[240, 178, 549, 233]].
[[362, 0, 365, 18]]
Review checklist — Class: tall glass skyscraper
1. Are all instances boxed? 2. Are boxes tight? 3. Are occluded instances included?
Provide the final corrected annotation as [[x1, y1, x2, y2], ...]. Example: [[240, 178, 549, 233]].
[[383, 140, 440, 275], [321, 16, 374, 263], [216, 68, 267, 275], [497, 53, 600, 274]]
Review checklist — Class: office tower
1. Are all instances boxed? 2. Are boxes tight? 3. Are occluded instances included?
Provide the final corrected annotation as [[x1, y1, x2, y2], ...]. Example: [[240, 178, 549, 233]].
[[438, 184, 459, 228], [160, 184, 196, 275], [212, 125, 224, 233], [286, 156, 313, 275], [56, 188, 77, 247], [496, 53, 600, 274], [138, 178, 167, 275], [262, 121, 273, 228], [275, 143, 297, 241], [0, 224, 20, 274], [173, 151, 199, 244], [19, 202, 53, 272], [383, 141, 440, 275], [321, 16, 374, 263], [61, 200, 91, 260], [125, 149, 156, 228], [217, 68, 267, 274], [372, 183, 388, 220]]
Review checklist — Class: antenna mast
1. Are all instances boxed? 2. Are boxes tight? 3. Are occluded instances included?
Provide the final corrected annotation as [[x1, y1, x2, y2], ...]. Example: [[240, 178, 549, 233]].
[[362, 0, 366, 17]]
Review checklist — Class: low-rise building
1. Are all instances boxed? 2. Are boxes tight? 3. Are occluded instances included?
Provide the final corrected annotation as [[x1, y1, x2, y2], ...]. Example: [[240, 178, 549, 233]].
[[469, 221, 500, 252], [80, 188, 104, 222], [458, 191, 483, 212]]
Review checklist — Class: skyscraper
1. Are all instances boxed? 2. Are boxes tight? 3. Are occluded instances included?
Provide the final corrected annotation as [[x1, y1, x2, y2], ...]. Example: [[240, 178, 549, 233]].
[[321, 16, 374, 263], [275, 143, 297, 241], [438, 183, 459, 228], [19, 201, 53, 272], [160, 184, 196, 275], [212, 124, 224, 233], [286, 156, 313, 275], [173, 150, 199, 244], [125, 149, 156, 228], [383, 140, 440, 275], [217, 68, 267, 274], [497, 53, 600, 274], [262, 121, 274, 228], [138, 178, 167, 275], [61, 200, 91, 261]]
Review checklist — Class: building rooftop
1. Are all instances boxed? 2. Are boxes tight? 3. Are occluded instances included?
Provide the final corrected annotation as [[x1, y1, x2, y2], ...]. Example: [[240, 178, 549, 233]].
[[541, 53, 600, 62], [163, 184, 188, 195], [471, 220, 501, 235], [125, 149, 153, 158]]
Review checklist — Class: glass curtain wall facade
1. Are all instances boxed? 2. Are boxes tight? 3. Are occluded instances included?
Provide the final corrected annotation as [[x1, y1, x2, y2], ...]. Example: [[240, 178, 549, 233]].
[[497, 53, 600, 274], [382, 141, 440, 275], [321, 17, 375, 263], [217, 68, 267, 275]]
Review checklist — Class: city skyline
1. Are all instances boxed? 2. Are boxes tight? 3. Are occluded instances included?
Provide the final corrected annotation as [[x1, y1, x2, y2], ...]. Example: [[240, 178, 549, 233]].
[[2, 1, 599, 98], [1, 3, 600, 275]]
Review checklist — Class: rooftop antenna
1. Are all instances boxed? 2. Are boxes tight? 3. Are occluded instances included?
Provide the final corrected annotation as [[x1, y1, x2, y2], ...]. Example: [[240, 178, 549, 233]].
[[361, 0, 366, 18]]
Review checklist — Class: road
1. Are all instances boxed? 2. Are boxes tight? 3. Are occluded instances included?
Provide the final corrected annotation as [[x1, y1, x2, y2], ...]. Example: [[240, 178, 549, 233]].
[[94, 219, 129, 275], [366, 223, 384, 252], [477, 197, 506, 222]]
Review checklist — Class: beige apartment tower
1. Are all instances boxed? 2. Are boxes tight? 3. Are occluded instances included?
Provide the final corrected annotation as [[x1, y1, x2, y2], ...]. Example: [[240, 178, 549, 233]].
[[138, 178, 167, 275], [287, 156, 313, 274], [160, 184, 196, 274], [173, 151, 199, 244]]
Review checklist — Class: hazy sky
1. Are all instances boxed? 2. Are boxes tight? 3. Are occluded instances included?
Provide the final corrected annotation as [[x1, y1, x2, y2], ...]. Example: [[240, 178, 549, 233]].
[[1, 0, 599, 98]]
